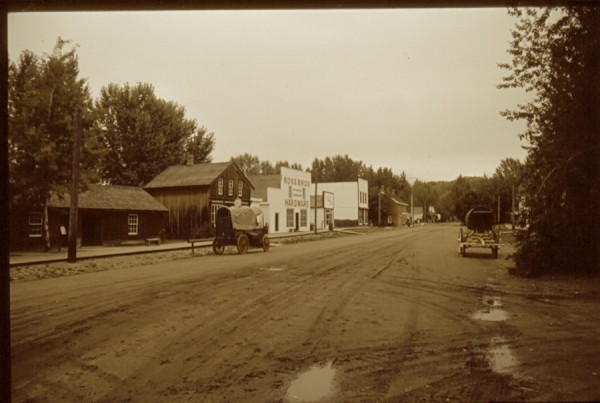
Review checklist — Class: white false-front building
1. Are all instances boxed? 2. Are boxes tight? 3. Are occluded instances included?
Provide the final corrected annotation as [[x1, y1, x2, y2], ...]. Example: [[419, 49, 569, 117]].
[[249, 167, 312, 233], [311, 178, 369, 228]]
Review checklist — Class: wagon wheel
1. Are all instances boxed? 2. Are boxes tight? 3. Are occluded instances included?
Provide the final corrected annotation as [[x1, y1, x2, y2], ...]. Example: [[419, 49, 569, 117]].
[[237, 234, 249, 254], [212, 239, 224, 255], [262, 235, 270, 252], [458, 228, 465, 243]]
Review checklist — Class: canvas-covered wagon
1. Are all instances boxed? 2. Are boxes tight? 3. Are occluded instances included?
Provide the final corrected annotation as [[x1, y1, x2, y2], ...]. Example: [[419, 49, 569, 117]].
[[212, 204, 269, 254], [457, 206, 502, 258]]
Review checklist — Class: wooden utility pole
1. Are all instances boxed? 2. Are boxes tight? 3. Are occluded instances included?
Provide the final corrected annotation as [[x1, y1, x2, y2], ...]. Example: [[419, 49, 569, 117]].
[[410, 192, 414, 227], [378, 186, 383, 226], [314, 181, 318, 234], [497, 195, 501, 225], [68, 108, 82, 263], [511, 184, 516, 230]]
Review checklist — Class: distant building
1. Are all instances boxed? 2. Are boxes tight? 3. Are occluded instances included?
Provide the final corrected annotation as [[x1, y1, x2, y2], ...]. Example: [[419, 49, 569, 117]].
[[412, 206, 424, 223], [311, 179, 369, 228], [10, 185, 168, 251], [144, 160, 254, 238], [248, 167, 311, 233], [389, 196, 410, 226]]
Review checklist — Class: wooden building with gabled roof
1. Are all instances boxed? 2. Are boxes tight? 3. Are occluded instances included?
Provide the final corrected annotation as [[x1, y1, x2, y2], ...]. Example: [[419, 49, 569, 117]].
[[10, 185, 168, 251], [144, 160, 254, 239]]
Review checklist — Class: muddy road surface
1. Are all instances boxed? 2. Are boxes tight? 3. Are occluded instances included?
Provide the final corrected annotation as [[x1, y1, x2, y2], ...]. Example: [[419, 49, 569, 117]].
[[11, 224, 600, 402]]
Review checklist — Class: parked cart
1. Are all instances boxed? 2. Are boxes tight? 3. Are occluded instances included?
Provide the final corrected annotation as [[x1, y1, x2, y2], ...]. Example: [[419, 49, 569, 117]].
[[212, 203, 270, 255], [457, 206, 501, 258]]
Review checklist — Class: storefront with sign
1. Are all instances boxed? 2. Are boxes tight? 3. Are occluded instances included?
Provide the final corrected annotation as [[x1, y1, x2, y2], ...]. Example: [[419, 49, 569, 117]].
[[248, 167, 312, 233], [311, 178, 369, 228]]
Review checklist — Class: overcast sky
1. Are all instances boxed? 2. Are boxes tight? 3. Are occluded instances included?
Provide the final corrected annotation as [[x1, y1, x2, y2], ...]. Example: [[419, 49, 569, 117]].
[[8, 8, 530, 182]]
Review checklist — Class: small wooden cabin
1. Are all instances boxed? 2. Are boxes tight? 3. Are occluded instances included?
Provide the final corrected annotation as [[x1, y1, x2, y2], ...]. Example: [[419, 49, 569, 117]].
[[10, 185, 168, 251], [144, 161, 254, 239]]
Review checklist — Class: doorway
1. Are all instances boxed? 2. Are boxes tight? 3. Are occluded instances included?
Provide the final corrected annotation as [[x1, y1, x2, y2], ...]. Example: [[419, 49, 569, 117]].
[[82, 213, 102, 246], [275, 213, 279, 232]]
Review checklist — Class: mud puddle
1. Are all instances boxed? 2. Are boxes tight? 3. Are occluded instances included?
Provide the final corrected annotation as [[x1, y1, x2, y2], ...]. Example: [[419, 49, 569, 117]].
[[472, 296, 508, 321], [286, 360, 337, 402], [487, 337, 519, 375]]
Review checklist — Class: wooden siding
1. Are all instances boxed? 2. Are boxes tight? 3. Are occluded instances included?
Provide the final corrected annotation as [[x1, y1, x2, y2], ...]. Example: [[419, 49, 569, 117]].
[[92, 211, 164, 244], [144, 163, 254, 239], [208, 164, 252, 202], [9, 207, 166, 251], [146, 186, 210, 238]]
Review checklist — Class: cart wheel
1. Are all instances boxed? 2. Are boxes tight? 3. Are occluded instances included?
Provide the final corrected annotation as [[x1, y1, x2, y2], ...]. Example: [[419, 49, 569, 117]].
[[212, 239, 224, 255], [262, 235, 270, 252], [492, 246, 498, 259], [237, 234, 249, 254]]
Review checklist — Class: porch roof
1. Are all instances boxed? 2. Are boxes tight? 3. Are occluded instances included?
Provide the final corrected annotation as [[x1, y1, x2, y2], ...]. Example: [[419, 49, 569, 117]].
[[49, 185, 168, 212]]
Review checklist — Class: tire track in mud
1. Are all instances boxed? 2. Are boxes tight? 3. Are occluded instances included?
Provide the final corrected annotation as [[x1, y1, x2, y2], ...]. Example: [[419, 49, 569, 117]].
[[159, 241, 405, 400], [91, 244, 376, 400], [15, 225, 530, 402], [143, 233, 424, 401], [327, 231, 522, 401]]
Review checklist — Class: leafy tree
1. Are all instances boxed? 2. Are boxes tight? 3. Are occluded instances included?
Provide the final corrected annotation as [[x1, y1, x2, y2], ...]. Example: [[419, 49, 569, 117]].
[[413, 180, 436, 222], [231, 153, 261, 175], [450, 175, 492, 222], [498, 6, 600, 274], [231, 155, 304, 175], [311, 155, 369, 183], [492, 157, 523, 224], [260, 160, 277, 175], [94, 82, 211, 186], [186, 126, 215, 165], [274, 160, 303, 173], [8, 38, 100, 250]]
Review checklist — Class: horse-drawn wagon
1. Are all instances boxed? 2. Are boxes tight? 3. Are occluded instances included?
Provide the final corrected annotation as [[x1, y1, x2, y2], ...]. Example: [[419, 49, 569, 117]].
[[212, 203, 270, 255], [457, 206, 502, 258]]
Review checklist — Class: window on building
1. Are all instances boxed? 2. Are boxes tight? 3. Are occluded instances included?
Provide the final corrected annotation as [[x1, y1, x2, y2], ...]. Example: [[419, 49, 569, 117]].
[[288, 186, 292, 199], [302, 188, 306, 200], [211, 203, 223, 226], [228, 179, 234, 196], [128, 214, 138, 235], [325, 209, 333, 226], [238, 181, 243, 197], [286, 209, 294, 227], [300, 209, 307, 227], [218, 178, 224, 195], [28, 211, 43, 238]]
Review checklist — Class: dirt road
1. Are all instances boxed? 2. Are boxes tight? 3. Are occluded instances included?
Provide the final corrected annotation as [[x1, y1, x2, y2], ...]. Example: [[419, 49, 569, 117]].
[[11, 224, 600, 402]]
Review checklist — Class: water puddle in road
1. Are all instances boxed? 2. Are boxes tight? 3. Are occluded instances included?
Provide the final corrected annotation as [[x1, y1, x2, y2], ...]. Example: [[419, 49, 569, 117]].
[[471, 308, 509, 321], [483, 295, 503, 307], [286, 360, 337, 402], [472, 295, 508, 321], [266, 267, 286, 272], [487, 338, 519, 375]]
